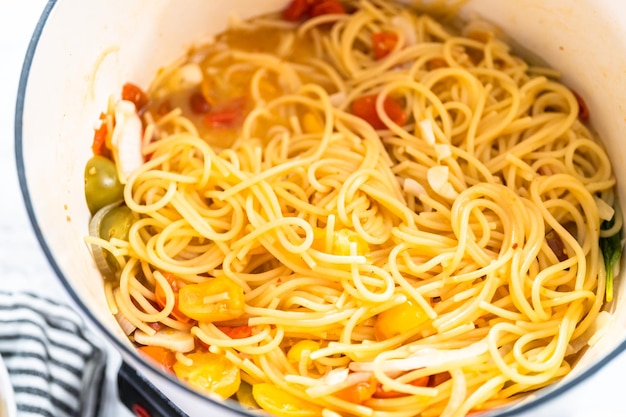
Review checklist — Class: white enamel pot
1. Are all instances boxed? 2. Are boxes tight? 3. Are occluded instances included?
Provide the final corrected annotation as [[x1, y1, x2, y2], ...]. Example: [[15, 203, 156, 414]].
[[15, 1, 626, 416]]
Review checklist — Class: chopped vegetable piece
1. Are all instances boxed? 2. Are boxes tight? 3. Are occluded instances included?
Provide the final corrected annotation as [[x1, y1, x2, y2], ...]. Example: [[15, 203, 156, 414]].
[[203, 97, 246, 128], [310, 0, 346, 17], [430, 371, 451, 386], [178, 277, 245, 322], [600, 214, 623, 302], [287, 340, 320, 367], [302, 112, 324, 133], [189, 91, 211, 114], [91, 113, 110, 157], [252, 383, 321, 417], [351, 94, 407, 130], [216, 325, 254, 339], [350, 341, 488, 373], [122, 82, 149, 112], [84, 155, 124, 214], [372, 31, 399, 60], [335, 377, 377, 403], [373, 375, 430, 398], [546, 229, 568, 262], [155, 272, 193, 323], [283, 0, 309, 21], [134, 328, 196, 352], [173, 352, 241, 398], [572, 90, 589, 122], [374, 299, 429, 341], [138, 345, 176, 374], [204, 109, 241, 128], [236, 381, 259, 410], [111, 100, 144, 183], [88, 201, 124, 279]]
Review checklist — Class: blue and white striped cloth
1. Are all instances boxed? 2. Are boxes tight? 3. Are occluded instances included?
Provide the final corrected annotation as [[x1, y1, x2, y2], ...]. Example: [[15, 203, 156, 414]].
[[0, 292, 107, 417]]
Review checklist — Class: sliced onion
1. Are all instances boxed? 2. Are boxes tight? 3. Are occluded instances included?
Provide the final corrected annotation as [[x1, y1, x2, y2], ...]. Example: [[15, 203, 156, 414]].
[[323, 367, 349, 386], [134, 328, 195, 352], [595, 196, 615, 221], [306, 371, 372, 398], [349, 341, 488, 374], [112, 100, 144, 184], [114, 312, 137, 336], [88, 200, 123, 280]]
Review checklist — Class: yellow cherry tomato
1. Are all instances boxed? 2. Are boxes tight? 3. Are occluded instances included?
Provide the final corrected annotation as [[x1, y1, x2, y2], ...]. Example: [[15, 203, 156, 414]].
[[287, 340, 320, 368], [252, 383, 321, 417], [374, 299, 429, 341], [173, 352, 240, 399], [178, 276, 245, 322], [335, 377, 377, 403], [236, 381, 258, 410], [302, 112, 324, 133]]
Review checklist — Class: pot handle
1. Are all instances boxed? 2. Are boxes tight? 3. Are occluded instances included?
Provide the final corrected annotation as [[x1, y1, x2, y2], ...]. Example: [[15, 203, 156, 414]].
[[117, 361, 189, 417]]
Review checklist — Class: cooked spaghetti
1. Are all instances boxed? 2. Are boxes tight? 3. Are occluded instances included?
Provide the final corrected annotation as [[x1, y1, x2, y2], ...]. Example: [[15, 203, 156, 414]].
[[83, 1, 622, 416]]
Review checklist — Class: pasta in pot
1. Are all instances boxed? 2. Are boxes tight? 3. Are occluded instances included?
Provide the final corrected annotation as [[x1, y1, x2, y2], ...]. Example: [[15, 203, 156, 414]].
[[83, 0, 622, 416]]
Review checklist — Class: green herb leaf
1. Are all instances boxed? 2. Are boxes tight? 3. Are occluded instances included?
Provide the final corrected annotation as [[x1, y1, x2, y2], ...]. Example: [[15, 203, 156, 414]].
[[599, 214, 623, 302]]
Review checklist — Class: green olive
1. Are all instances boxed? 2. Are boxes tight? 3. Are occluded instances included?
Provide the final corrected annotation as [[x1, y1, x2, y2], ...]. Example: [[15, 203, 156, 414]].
[[99, 205, 134, 270], [84, 156, 124, 214]]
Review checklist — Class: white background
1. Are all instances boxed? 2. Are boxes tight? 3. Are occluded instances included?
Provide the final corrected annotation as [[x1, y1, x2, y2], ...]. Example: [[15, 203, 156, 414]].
[[0, 2, 625, 417]]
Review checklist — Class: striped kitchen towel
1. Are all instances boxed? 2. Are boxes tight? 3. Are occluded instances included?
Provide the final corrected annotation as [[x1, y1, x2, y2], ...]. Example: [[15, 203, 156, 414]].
[[0, 291, 107, 417]]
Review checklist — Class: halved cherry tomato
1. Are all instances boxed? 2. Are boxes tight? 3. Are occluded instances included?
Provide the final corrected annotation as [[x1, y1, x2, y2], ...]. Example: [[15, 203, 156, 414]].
[[373, 375, 430, 399], [351, 94, 407, 130], [178, 277, 245, 322], [154, 272, 193, 323], [572, 90, 589, 122], [372, 31, 398, 60], [374, 299, 429, 341], [91, 113, 110, 157], [204, 109, 241, 128], [173, 352, 241, 398], [283, 0, 309, 21], [310, 0, 346, 17], [287, 340, 320, 368], [252, 383, 322, 417], [216, 325, 254, 339], [138, 345, 176, 374], [283, 0, 346, 21], [189, 92, 211, 114], [203, 97, 246, 129], [122, 82, 149, 111], [335, 377, 377, 403]]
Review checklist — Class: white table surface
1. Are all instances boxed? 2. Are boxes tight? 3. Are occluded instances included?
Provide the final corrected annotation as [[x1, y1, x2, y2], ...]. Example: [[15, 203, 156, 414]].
[[1, 2, 625, 417]]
